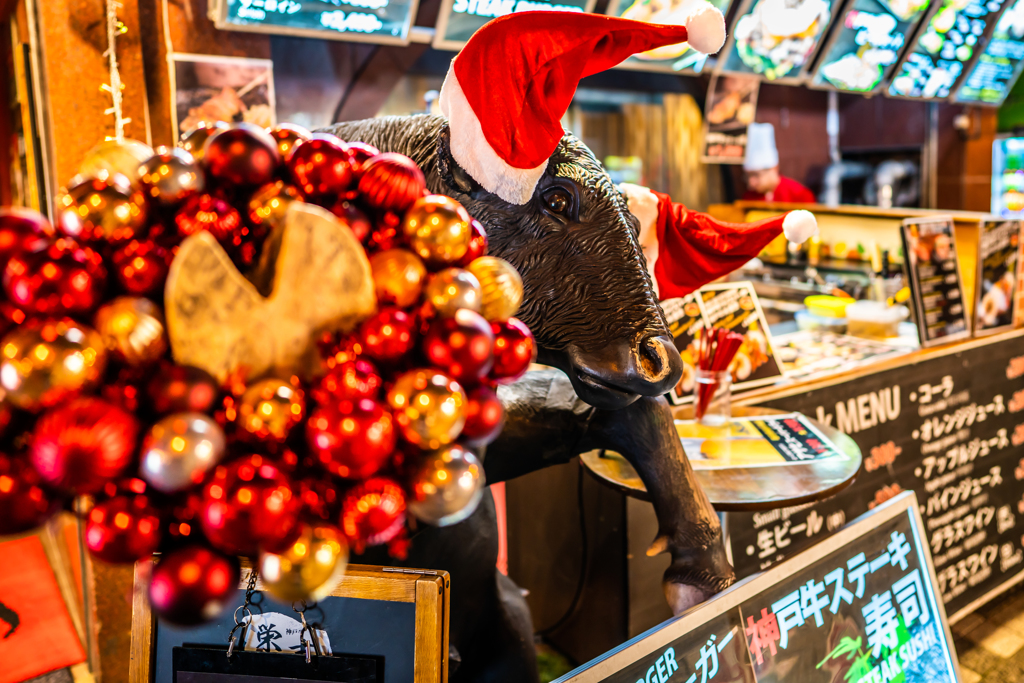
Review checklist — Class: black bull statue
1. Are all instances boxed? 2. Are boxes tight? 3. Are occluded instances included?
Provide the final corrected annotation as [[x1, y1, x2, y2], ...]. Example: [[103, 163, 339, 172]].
[[323, 116, 735, 681]]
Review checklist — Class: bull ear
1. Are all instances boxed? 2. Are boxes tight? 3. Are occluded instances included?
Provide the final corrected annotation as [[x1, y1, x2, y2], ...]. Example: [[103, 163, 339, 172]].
[[437, 123, 482, 195]]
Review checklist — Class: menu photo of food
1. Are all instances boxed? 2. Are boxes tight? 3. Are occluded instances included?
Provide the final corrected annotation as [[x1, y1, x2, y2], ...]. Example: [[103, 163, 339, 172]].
[[723, 0, 834, 80], [677, 412, 846, 470], [811, 0, 931, 92], [975, 219, 1022, 335], [171, 54, 276, 137], [901, 216, 971, 346], [697, 282, 785, 390], [663, 294, 707, 404], [702, 74, 760, 163], [612, 0, 734, 71]]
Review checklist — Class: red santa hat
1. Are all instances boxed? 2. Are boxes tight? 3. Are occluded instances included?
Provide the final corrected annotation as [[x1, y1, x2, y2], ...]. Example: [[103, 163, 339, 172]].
[[622, 183, 818, 299], [439, 10, 727, 205]]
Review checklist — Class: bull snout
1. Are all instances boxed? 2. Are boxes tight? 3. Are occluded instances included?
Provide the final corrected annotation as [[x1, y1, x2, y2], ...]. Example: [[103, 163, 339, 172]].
[[563, 334, 683, 410]]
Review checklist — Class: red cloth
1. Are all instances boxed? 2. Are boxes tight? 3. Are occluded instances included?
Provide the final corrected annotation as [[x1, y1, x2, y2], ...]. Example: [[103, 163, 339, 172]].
[[651, 190, 787, 299], [742, 175, 816, 203], [453, 13, 689, 170]]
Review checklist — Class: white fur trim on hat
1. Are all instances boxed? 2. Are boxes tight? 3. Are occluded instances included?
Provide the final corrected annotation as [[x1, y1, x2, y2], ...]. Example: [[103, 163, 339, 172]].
[[685, 2, 726, 55], [439, 62, 548, 206], [783, 210, 818, 243]]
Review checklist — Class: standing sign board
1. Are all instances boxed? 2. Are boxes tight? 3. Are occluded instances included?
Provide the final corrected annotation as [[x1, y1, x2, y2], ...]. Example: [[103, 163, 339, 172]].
[[701, 75, 760, 164], [974, 219, 1022, 336], [901, 216, 971, 347], [554, 492, 960, 683]]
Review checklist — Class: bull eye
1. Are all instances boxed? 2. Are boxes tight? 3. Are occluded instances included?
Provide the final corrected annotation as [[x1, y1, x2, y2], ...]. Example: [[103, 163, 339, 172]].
[[544, 189, 571, 215]]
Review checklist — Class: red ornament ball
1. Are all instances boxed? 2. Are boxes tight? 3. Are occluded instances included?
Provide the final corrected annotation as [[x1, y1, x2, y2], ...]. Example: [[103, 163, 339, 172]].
[[268, 123, 312, 161], [0, 207, 53, 261], [299, 477, 341, 522], [30, 398, 140, 495], [340, 477, 407, 551], [200, 454, 301, 557], [358, 153, 426, 213], [85, 494, 162, 564], [313, 359, 383, 405], [287, 134, 354, 200], [111, 240, 170, 296], [202, 123, 281, 188], [3, 240, 107, 316], [328, 200, 372, 243], [175, 194, 243, 241], [459, 219, 488, 267], [146, 364, 220, 415], [148, 545, 240, 626], [359, 307, 418, 362], [490, 317, 535, 383], [0, 302, 25, 339], [423, 308, 495, 384], [0, 454, 61, 535], [57, 174, 148, 244], [346, 141, 380, 173], [461, 385, 505, 446], [307, 398, 396, 480]]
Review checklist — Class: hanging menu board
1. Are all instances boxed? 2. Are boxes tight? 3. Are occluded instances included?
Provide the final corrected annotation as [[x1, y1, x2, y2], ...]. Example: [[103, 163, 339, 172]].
[[556, 492, 961, 683], [210, 0, 420, 44], [702, 75, 761, 163], [810, 0, 934, 92], [887, 0, 1012, 99], [974, 219, 1022, 336], [605, 0, 735, 73], [723, 330, 1024, 623], [901, 216, 971, 347], [956, 0, 1024, 103], [432, 0, 595, 50], [718, 0, 837, 81]]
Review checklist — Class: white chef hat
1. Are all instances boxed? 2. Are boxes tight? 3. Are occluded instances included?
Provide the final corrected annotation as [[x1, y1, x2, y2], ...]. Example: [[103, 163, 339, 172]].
[[744, 122, 779, 172]]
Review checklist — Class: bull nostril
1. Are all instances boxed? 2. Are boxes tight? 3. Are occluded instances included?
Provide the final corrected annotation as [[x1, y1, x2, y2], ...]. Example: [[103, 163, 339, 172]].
[[637, 337, 670, 381]]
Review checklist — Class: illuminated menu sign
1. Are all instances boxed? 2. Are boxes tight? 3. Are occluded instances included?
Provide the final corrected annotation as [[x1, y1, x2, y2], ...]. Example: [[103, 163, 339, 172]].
[[719, 0, 837, 81], [811, 0, 933, 92], [606, 0, 734, 73], [888, 0, 1011, 99], [432, 0, 595, 50], [214, 0, 419, 44], [991, 136, 1024, 217], [957, 0, 1024, 103], [555, 493, 960, 683]]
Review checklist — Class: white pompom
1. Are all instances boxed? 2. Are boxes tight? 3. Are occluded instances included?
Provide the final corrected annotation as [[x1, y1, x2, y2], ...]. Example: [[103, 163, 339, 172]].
[[782, 210, 818, 243], [685, 3, 727, 55]]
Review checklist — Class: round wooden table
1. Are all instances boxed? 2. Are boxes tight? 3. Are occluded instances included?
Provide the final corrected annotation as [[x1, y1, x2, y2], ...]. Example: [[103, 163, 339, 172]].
[[580, 405, 862, 511]]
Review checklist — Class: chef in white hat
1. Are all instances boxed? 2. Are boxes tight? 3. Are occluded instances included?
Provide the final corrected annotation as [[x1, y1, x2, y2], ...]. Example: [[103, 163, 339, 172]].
[[742, 122, 816, 204]]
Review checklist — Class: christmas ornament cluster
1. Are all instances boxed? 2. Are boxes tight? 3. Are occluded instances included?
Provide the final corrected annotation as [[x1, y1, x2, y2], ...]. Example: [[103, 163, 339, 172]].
[[0, 121, 535, 626]]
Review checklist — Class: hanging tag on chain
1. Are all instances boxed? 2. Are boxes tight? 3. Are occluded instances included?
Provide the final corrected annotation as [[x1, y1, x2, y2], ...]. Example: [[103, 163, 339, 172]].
[[227, 569, 260, 659]]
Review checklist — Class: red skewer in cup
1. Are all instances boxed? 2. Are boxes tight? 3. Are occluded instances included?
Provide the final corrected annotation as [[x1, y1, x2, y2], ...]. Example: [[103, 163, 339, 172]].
[[695, 327, 745, 421]]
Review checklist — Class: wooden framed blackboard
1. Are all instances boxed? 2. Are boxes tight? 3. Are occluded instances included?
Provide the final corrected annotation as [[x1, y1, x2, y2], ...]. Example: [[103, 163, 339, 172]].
[[130, 564, 449, 683]]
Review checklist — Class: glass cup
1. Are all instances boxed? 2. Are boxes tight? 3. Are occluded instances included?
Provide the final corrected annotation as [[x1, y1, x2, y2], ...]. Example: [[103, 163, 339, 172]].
[[694, 369, 732, 426]]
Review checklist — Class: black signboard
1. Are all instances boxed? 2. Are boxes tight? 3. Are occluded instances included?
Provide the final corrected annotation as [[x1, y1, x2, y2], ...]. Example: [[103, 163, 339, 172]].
[[957, 0, 1024, 104], [211, 0, 420, 44], [724, 330, 1024, 623], [432, 0, 596, 50], [887, 0, 1011, 99], [810, 0, 933, 93], [555, 492, 960, 683], [902, 216, 971, 347], [173, 646, 382, 683], [974, 219, 1022, 336]]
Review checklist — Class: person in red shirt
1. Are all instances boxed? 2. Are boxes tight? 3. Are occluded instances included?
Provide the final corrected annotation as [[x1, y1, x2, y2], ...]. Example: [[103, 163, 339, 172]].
[[741, 122, 816, 204]]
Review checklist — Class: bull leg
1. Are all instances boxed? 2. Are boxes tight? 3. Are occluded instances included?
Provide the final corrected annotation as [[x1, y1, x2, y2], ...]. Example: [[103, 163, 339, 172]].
[[584, 396, 735, 613]]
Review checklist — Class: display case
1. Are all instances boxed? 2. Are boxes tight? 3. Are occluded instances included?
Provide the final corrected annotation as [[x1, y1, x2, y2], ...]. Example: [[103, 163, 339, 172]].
[[956, 0, 1024, 103]]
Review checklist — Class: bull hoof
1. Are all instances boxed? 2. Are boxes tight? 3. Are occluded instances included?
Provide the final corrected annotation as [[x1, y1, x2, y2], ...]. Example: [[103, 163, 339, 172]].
[[663, 581, 712, 616]]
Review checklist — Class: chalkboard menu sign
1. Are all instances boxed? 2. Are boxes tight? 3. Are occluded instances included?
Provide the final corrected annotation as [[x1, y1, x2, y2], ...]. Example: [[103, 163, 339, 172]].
[[901, 216, 971, 347], [556, 492, 961, 683], [432, 0, 595, 50], [210, 0, 421, 44], [724, 330, 1024, 623], [956, 0, 1024, 103], [974, 219, 1022, 336], [605, 0, 735, 73], [718, 0, 837, 81], [887, 0, 1011, 99], [810, 0, 933, 93]]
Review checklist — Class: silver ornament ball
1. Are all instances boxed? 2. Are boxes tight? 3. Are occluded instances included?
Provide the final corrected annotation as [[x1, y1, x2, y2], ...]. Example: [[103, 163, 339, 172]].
[[139, 412, 226, 493], [407, 444, 485, 527]]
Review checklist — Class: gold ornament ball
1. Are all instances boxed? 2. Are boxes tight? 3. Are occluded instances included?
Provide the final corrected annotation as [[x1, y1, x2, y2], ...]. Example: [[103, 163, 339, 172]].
[[248, 181, 303, 228], [78, 139, 155, 184], [401, 195, 473, 267], [94, 297, 168, 367], [58, 173, 149, 243], [467, 256, 523, 322], [237, 378, 305, 443], [386, 369, 467, 450], [138, 147, 205, 205], [369, 249, 427, 308], [258, 522, 349, 602], [407, 443, 485, 527], [268, 123, 312, 160], [178, 122, 230, 162], [423, 268, 482, 317], [0, 319, 108, 412], [139, 412, 227, 493]]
